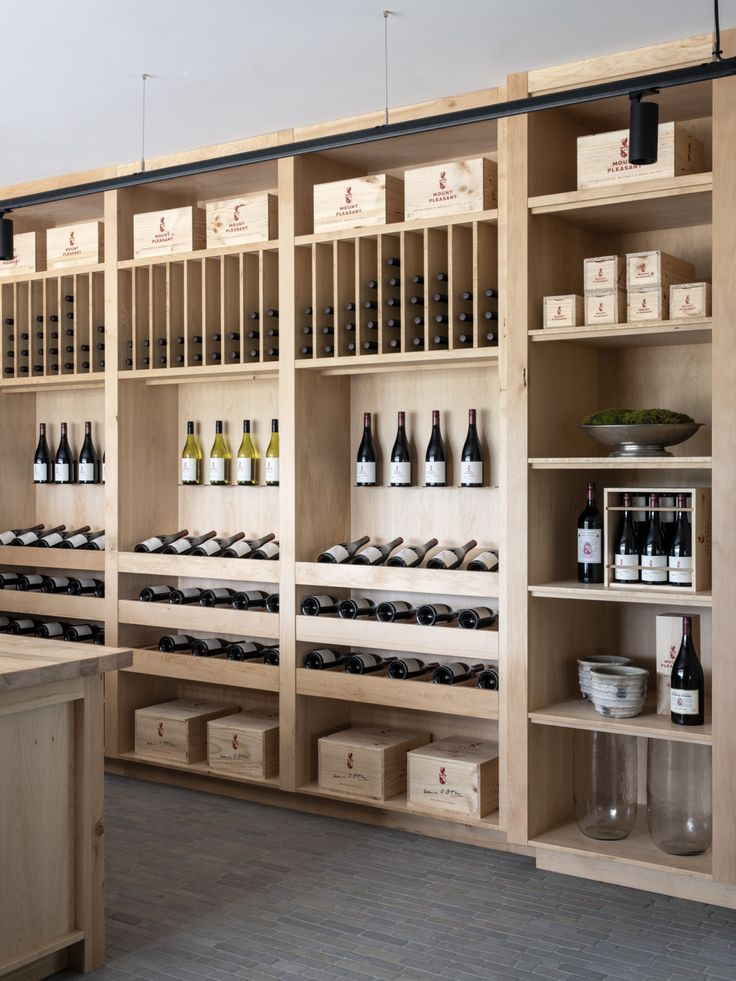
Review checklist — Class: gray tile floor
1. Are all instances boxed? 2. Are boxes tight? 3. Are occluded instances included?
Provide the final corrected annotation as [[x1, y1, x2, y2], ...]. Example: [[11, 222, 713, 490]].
[[53, 774, 736, 981]]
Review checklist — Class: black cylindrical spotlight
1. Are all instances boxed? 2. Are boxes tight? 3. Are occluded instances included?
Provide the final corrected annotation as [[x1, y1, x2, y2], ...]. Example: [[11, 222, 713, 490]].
[[629, 94, 659, 165], [0, 215, 12, 261]]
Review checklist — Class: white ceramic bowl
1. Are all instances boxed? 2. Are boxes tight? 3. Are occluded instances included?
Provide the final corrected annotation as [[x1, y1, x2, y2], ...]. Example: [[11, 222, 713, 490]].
[[577, 655, 632, 701], [590, 665, 648, 719]]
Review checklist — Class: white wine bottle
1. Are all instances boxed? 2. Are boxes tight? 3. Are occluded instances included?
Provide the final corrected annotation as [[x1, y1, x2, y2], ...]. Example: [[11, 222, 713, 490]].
[[427, 539, 477, 570], [181, 421, 201, 485], [304, 648, 348, 669], [134, 529, 189, 553], [265, 419, 279, 486], [351, 537, 403, 566], [221, 532, 275, 558], [209, 420, 231, 485], [236, 419, 259, 486], [317, 535, 370, 564]]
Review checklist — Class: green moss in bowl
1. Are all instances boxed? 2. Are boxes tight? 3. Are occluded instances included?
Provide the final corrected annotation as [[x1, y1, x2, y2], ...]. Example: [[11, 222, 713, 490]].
[[583, 409, 695, 426]]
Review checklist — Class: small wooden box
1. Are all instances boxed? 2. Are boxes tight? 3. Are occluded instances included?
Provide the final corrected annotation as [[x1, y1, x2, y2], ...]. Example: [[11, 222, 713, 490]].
[[670, 282, 711, 319], [404, 158, 497, 220], [585, 290, 626, 326], [577, 122, 704, 190], [604, 486, 711, 594], [656, 613, 702, 715], [135, 698, 238, 764], [47, 220, 103, 269], [626, 250, 695, 292], [318, 725, 430, 800], [207, 711, 279, 779], [583, 255, 625, 294], [0, 231, 46, 278], [206, 193, 277, 248], [313, 174, 404, 234], [407, 737, 499, 819], [133, 206, 206, 259], [627, 287, 668, 322], [543, 294, 584, 328]]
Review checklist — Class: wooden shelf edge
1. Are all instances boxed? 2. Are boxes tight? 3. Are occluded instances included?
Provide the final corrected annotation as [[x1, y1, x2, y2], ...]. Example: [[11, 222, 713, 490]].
[[118, 238, 280, 268], [119, 552, 280, 584], [295, 208, 499, 246], [0, 262, 104, 286], [124, 647, 280, 691], [529, 698, 712, 744], [120, 363, 279, 385], [115, 750, 280, 788], [528, 581, 713, 607], [528, 172, 713, 214], [295, 614, 499, 657], [0, 590, 104, 619], [0, 374, 105, 393], [0, 546, 105, 571], [296, 347, 499, 375], [118, 599, 279, 639], [0, 930, 86, 977], [295, 561, 499, 598], [528, 457, 712, 470], [529, 318, 712, 347]]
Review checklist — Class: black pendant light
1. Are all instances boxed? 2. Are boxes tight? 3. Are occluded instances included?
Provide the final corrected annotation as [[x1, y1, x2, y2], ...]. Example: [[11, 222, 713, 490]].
[[629, 92, 660, 165], [0, 214, 12, 262]]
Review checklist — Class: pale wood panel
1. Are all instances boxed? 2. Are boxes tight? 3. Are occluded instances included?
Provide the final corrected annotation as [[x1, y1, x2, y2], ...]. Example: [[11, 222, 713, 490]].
[[0, 640, 130, 691], [530, 698, 712, 744], [123, 648, 279, 692], [117, 599, 278, 641], [295, 561, 498, 598]]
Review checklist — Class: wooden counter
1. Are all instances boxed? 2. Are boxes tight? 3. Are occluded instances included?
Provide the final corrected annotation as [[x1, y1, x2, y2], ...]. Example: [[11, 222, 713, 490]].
[[0, 638, 132, 980]]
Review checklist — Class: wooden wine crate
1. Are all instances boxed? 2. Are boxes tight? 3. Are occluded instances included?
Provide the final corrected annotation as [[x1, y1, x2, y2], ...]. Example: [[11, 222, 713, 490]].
[[543, 294, 584, 328], [404, 157, 498, 220], [577, 122, 704, 190], [0, 231, 45, 278], [670, 282, 712, 319], [603, 486, 711, 594], [133, 206, 206, 259], [207, 710, 279, 780], [656, 613, 702, 715], [626, 250, 695, 292], [47, 220, 103, 269], [627, 287, 669, 322], [313, 174, 404, 233], [135, 698, 238, 764], [583, 255, 625, 294], [407, 737, 499, 819], [318, 725, 430, 800], [205, 193, 277, 248], [584, 290, 626, 326]]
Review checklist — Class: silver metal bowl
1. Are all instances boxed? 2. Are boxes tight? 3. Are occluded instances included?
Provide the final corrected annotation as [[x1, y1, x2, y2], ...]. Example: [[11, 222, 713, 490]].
[[581, 422, 702, 458]]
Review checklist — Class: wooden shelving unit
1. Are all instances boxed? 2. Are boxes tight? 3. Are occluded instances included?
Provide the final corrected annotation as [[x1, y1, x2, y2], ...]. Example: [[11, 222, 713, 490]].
[[1, 28, 734, 907]]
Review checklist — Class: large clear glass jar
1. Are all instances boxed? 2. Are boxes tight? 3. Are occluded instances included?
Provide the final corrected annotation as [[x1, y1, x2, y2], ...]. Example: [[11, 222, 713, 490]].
[[647, 740, 712, 856], [573, 730, 638, 840]]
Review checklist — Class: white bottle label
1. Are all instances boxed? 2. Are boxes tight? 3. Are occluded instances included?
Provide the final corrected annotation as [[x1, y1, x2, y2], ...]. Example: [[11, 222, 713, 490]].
[[181, 458, 198, 483], [460, 461, 483, 485], [74, 625, 93, 638], [470, 551, 498, 571], [668, 556, 692, 584], [432, 550, 456, 568], [201, 638, 220, 651], [356, 461, 376, 485], [17, 531, 38, 545], [358, 653, 380, 668], [236, 458, 252, 483], [209, 458, 226, 483], [90, 535, 104, 550], [65, 534, 88, 548], [390, 461, 411, 485], [446, 663, 465, 679], [139, 536, 163, 552], [0, 530, 14, 545], [393, 547, 418, 566], [226, 540, 252, 557], [78, 462, 95, 482], [671, 688, 699, 715], [425, 461, 446, 485], [198, 539, 221, 556], [402, 658, 422, 673], [102, 459, 106, 482], [265, 458, 279, 483], [577, 529, 601, 564], [55, 463, 70, 482], [314, 649, 338, 665], [33, 463, 48, 482], [42, 533, 64, 547], [168, 538, 191, 554], [256, 541, 279, 559], [641, 554, 667, 583], [45, 623, 64, 637], [614, 554, 639, 581], [16, 619, 35, 630], [358, 546, 382, 564], [326, 544, 349, 563]]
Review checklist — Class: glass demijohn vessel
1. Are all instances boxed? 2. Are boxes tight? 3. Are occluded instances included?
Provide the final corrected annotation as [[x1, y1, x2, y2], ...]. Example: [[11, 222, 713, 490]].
[[573, 730, 638, 840]]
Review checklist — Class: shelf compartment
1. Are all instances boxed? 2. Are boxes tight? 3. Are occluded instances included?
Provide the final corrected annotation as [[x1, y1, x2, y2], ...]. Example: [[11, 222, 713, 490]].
[[116, 750, 280, 787], [119, 552, 280, 584], [529, 698, 712, 744], [296, 667, 496, 717], [0, 546, 105, 572], [0, 590, 104, 620], [118, 599, 279, 640], [295, 561, 498, 599], [296, 347, 499, 375], [529, 318, 712, 349], [295, 614, 498, 658], [528, 173, 712, 233], [528, 580, 712, 607], [123, 647, 279, 692], [529, 457, 712, 470]]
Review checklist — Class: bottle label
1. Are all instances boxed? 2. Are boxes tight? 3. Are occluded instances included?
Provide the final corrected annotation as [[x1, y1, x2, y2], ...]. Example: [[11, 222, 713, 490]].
[[314, 649, 338, 665], [669, 557, 692, 584], [198, 539, 221, 556], [236, 458, 252, 482], [446, 663, 465, 678], [178, 589, 201, 599], [356, 462, 376, 485], [168, 538, 191, 554], [432, 550, 455, 568], [226, 540, 252, 557], [17, 531, 38, 545], [390, 462, 411, 485], [0, 530, 14, 545], [44, 623, 64, 637], [138, 536, 163, 552], [181, 458, 199, 483], [402, 658, 422, 673], [660, 496, 676, 523], [358, 653, 380, 668], [55, 463, 70, 482], [33, 463, 48, 482], [42, 533, 64, 547], [326, 545, 349, 563], [461, 461, 483, 485], [641, 555, 667, 582], [201, 638, 220, 651], [74, 625, 93, 639], [358, 546, 382, 564], [209, 458, 226, 483], [425, 461, 446, 485], [671, 688, 699, 715], [471, 551, 498, 571], [65, 534, 88, 548], [78, 462, 96, 482], [90, 535, 104, 550], [577, 529, 601, 564], [265, 458, 280, 483], [614, 554, 639, 581], [17, 619, 35, 630], [257, 541, 279, 559]]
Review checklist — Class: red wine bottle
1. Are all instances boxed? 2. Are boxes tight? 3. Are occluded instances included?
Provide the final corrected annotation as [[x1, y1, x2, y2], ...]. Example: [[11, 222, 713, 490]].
[[226, 640, 271, 661], [191, 637, 229, 657], [158, 633, 197, 653], [64, 623, 100, 643], [304, 648, 347, 669], [301, 594, 338, 616], [386, 538, 438, 568], [231, 589, 268, 611], [33, 423, 52, 484], [337, 597, 375, 619], [41, 576, 72, 594], [266, 592, 280, 614], [36, 621, 66, 639], [356, 412, 377, 486], [139, 584, 175, 602], [8, 617, 39, 635], [169, 587, 204, 605], [0, 524, 44, 546], [467, 550, 498, 572], [457, 607, 498, 629], [351, 537, 403, 566], [0, 570, 20, 588], [78, 421, 99, 484], [670, 615, 704, 725], [17, 574, 45, 591], [134, 529, 189, 553], [641, 493, 667, 586], [577, 482, 603, 584], [40, 525, 90, 549], [424, 410, 446, 486], [252, 539, 279, 560], [345, 652, 396, 674], [318, 535, 370, 564], [263, 647, 280, 666], [613, 492, 639, 584], [432, 661, 484, 684], [427, 540, 477, 570], [460, 408, 483, 487], [389, 411, 411, 487], [54, 422, 75, 484], [375, 600, 416, 622], [387, 658, 438, 679], [69, 578, 104, 597], [416, 603, 457, 626], [668, 494, 692, 587]]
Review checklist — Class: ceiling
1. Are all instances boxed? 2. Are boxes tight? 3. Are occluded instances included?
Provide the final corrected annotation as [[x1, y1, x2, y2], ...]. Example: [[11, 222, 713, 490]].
[[3, 0, 735, 188]]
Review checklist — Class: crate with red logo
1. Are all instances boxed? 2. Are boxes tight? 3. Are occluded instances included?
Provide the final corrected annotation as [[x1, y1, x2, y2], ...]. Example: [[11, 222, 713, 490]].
[[407, 737, 498, 818], [318, 725, 430, 800], [135, 698, 238, 764], [47, 220, 103, 269], [577, 122, 703, 190], [206, 193, 277, 248], [133, 206, 206, 259], [404, 157, 497, 220], [207, 710, 279, 780], [313, 174, 404, 233]]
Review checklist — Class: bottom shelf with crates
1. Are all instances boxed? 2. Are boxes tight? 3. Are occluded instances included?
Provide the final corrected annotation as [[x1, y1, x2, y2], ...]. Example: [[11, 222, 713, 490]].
[[115, 751, 281, 789]]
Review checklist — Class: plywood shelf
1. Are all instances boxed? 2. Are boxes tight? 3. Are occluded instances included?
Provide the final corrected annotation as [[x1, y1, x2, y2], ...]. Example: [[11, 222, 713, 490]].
[[296, 347, 499, 375], [119, 552, 280, 584], [529, 319, 712, 349], [529, 698, 712, 744], [116, 750, 280, 787], [529, 457, 712, 470], [0, 545, 105, 572], [0, 263, 104, 285], [528, 580, 713, 607], [117, 599, 279, 640], [295, 209, 498, 246], [123, 647, 280, 691], [117, 239, 280, 269], [0, 374, 105, 394], [0, 589, 104, 620], [295, 561, 498, 598], [119, 363, 279, 385]]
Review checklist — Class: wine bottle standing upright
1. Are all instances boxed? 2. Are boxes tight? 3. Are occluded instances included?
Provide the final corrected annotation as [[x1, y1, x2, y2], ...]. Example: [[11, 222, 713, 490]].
[[668, 494, 692, 587], [78, 421, 99, 484], [265, 419, 279, 486], [460, 408, 483, 487], [641, 494, 667, 586], [576, 482, 603, 584], [356, 412, 377, 486], [670, 615, 704, 725], [236, 419, 259, 485], [33, 423, 52, 483], [209, 420, 231, 485], [613, 492, 639, 583], [181, 421, 201, 485], [54, 422, 75, 484], [424, 410, 446, 486], [389, 411, 411, 486]]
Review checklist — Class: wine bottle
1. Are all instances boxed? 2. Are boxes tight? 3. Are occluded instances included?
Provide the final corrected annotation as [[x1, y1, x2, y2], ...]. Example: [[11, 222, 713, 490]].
[[69, 578, 104, 597], [389, 411, 411, 487], [78, 421, 99, 484], [432, 661, 484, 684], [424, 410, 446, 486], [134, 529, 189, 553], [64, 623, 99, 643], [7, 524, 49, 546], [416, 603, 457, 626], [669, 494, 692, 587], [301, 594, 339, 617], [169, 586, 204, 605], [199, 587, 236, 608], [0, 615, 11, 631], [59, 529, 101, 550], [162, 530, 216, 555], [613, 492, 639, 584], [460, 408, 483, 487], [317, 535, 370, 564], [190, 532, 244, 557], [337, 597, 375, 619], [641, 493, 667, 586], [477, 667, 500, 690], [670, 615, 704, 726], [226, 640, 271, 662], [467, 550, 499, 572], [263, 647, 280, 666], [17, 574, 45, 591], [388, 658, 438, 680], [375, 600, 416, 623], [345, 652, 396, 674], [660, 495, 677, 554], [8, 617, 38, 635], [82, 530, 105, 550], [263, 592, 279, 613], [426, 540, 477, 570], [33, 423, 52, 483], [265, 419, 279, 486], [139, 584, 175, 602], [351, 537, 403, 566], [577, 481, 603, 584], [356, 412, 377, 487], [457, 607, 498, 629], [252, 539, 279, 560], [181, 421, 202, 485], [191, 637, 229, 657], [54, 422, 75, 483], [209, 420, 231, 485], [39, 525, 89, 549], [158, 634, 197, 653], [0, 570, 20, 588], [304, 648, 348, 669], [220, 532, 275, 558], [385, 538, 438, 568], [231, 589, 268, 611], [236, 419, 259, 486], [36, 621, 66, 639]]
